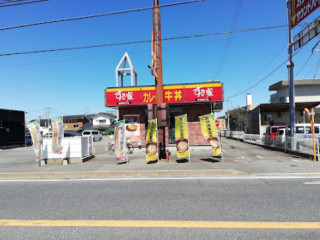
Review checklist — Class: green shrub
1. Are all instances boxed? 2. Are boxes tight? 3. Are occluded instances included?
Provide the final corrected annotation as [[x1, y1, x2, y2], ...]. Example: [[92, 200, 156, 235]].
[[102, 130, 114, 135]]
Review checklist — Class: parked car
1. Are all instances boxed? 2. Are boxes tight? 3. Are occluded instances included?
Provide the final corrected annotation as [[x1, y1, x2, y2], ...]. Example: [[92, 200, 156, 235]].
[[82, 130, 103, 142], [25, 135, 33, 146]]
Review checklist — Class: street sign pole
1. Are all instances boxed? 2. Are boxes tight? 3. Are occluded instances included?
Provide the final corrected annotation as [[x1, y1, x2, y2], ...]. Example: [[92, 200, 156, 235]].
[[286, 0, 296, 142]]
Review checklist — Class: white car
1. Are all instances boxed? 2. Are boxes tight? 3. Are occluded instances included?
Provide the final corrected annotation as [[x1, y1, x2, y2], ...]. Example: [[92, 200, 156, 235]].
[[82, 130, 103, 142]]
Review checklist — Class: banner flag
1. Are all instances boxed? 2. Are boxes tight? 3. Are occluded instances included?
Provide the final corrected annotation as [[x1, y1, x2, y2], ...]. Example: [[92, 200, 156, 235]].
[[51, 116, 64, 154], [114, 120, 128, 163], [175, 114, 190, 160], [146, 119, 158, 162], [199, 113, 221, 156], [215, 119, 226, 131], [26, 120, 42, 161]]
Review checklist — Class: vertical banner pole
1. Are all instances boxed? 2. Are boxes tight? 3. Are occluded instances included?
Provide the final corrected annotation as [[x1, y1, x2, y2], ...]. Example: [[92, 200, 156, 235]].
[[186, 114, 191, 163], [220, 130, 223, 162]]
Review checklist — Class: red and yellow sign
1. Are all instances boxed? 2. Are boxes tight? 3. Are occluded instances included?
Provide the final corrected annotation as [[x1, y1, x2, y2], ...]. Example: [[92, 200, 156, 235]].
[[105, 83, 223, 107], [290, 0, 320, 29]]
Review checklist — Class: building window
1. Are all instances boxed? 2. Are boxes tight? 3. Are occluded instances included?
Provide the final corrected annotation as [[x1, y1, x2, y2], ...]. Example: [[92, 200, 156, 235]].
[[73, 124, 79, 128], [124, 115, 140, 124], [279, 96, 285, 103], [265, 114, 272, 122], [99, 119, 106, 124]]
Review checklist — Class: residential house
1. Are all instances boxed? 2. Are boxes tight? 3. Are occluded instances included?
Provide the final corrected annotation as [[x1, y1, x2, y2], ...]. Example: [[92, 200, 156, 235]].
[[63, 115, 90, 133], [86, 112, 116, 131], [228, 79, 320, 134]]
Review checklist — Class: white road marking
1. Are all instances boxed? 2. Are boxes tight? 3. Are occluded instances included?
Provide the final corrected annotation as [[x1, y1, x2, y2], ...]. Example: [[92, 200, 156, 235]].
[[256, 155, 263, 159], [0, 176, 320, 183], [304, 181, 320, 185]]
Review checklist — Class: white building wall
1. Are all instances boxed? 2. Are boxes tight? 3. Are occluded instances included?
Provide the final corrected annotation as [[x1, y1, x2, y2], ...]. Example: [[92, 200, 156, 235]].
[[270, 85, 320, 103], [92, 116, 111, 127]]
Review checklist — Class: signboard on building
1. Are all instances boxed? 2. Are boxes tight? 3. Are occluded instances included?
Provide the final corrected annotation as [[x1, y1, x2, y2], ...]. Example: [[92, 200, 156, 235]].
[[105, 82, 223, 107], [290, 0, 320, 29], [294, 16, 320, 50]]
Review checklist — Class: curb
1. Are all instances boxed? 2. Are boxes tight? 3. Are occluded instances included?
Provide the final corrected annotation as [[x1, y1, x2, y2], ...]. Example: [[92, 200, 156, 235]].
[[0, 169, 247, 180]]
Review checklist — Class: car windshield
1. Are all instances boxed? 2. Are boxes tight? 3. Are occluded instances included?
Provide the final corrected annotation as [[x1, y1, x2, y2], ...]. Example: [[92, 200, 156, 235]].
[[271, 128, 278, 133], [296, 127, 304, 133], [92, 131, 99, 135], [83, 132, 90, 135]]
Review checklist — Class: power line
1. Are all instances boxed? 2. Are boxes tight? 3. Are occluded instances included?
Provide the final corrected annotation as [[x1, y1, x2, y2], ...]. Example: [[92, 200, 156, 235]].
[[0, 0, 206, 31], [312, 58, 320, 79], [294, 52, 313, 78], [0, 0, 31, 4], [0, 0, 48, 7], [229, 48, 303, 99], [0, 25, 287, 57], [0, 34, 259, 68], [215, 0, 243, 78], [238, 44, 286, 90]]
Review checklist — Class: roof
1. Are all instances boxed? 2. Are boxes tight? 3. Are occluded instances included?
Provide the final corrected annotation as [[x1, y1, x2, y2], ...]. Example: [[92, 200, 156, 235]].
[[259, 102, 320, 112], [63, 115, 89, 121], [87, 112, 116, 120], [269, 79, 320, 91]]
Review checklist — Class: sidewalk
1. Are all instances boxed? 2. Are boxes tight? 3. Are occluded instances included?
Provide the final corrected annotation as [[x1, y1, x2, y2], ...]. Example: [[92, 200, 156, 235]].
[[0, 138, 320, 180]]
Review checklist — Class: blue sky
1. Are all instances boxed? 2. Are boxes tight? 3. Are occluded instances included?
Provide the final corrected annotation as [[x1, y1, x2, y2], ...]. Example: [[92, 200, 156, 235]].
[[0, 0, 319, 121]]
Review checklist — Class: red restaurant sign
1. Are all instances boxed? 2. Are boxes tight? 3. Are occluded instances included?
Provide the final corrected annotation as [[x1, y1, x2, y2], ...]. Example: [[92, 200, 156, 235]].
[[290, 0, 320, 29], [105, 83, 223, 107]]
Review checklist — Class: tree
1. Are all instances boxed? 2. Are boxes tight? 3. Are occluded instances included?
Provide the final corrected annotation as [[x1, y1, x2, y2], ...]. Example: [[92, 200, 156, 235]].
[[229, 108, 247, 131]]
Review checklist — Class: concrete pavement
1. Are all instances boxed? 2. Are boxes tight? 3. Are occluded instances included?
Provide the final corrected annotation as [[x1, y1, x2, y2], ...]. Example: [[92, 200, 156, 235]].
[[0, 137, 320, 180]]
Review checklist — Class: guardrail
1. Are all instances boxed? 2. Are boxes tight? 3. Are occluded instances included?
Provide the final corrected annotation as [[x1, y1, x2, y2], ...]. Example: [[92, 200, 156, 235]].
[[222, 131, 319, 160]]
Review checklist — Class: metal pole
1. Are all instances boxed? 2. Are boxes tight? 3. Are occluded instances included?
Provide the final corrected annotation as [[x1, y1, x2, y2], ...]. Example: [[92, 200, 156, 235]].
[[286, 0, 296, 140], [153, 0, 165, 159], [311, 108, 317, 162], [227, 96, 230, 131]]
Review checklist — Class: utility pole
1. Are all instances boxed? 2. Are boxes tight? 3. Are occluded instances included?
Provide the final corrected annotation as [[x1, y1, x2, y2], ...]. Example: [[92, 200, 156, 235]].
[[286, 0, 296, 138], [152, 0, 166, 159]]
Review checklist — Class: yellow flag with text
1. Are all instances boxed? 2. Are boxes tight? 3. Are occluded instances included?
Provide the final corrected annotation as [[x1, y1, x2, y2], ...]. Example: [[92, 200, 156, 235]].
[[175, 114, 190, 159], [199, 113, 221, 156], [146, 119, 158, 162]]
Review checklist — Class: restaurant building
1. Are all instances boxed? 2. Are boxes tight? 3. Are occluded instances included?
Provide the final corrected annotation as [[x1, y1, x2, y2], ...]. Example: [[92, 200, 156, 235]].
[[105, 82, 224, 147]]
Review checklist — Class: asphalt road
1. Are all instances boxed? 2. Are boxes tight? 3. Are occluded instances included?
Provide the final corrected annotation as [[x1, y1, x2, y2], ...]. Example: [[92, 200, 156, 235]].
[[0, 178, 320, 239]]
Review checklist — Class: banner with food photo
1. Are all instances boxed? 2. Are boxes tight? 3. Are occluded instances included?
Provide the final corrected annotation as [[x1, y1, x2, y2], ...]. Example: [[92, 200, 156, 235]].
[[175, 114, 190, 160], [51, 116, 64, 154], [125, 122, 140, 143], [199, 113, 221, 156], [26, 120, 42, 161], [114, 120, 128, 163], [145, 119, 158, 162], [215, 119, 226, 131]]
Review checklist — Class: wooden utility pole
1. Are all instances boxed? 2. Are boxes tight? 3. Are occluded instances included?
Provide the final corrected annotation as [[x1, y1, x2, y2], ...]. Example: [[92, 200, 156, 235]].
[[152, 0, 166, 159]]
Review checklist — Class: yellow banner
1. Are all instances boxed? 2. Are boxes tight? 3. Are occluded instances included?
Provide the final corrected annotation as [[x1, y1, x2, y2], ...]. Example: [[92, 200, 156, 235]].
[[175, 115, 190, 159], [146, 119, 158, 162], [199, 113, 221, 156]]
